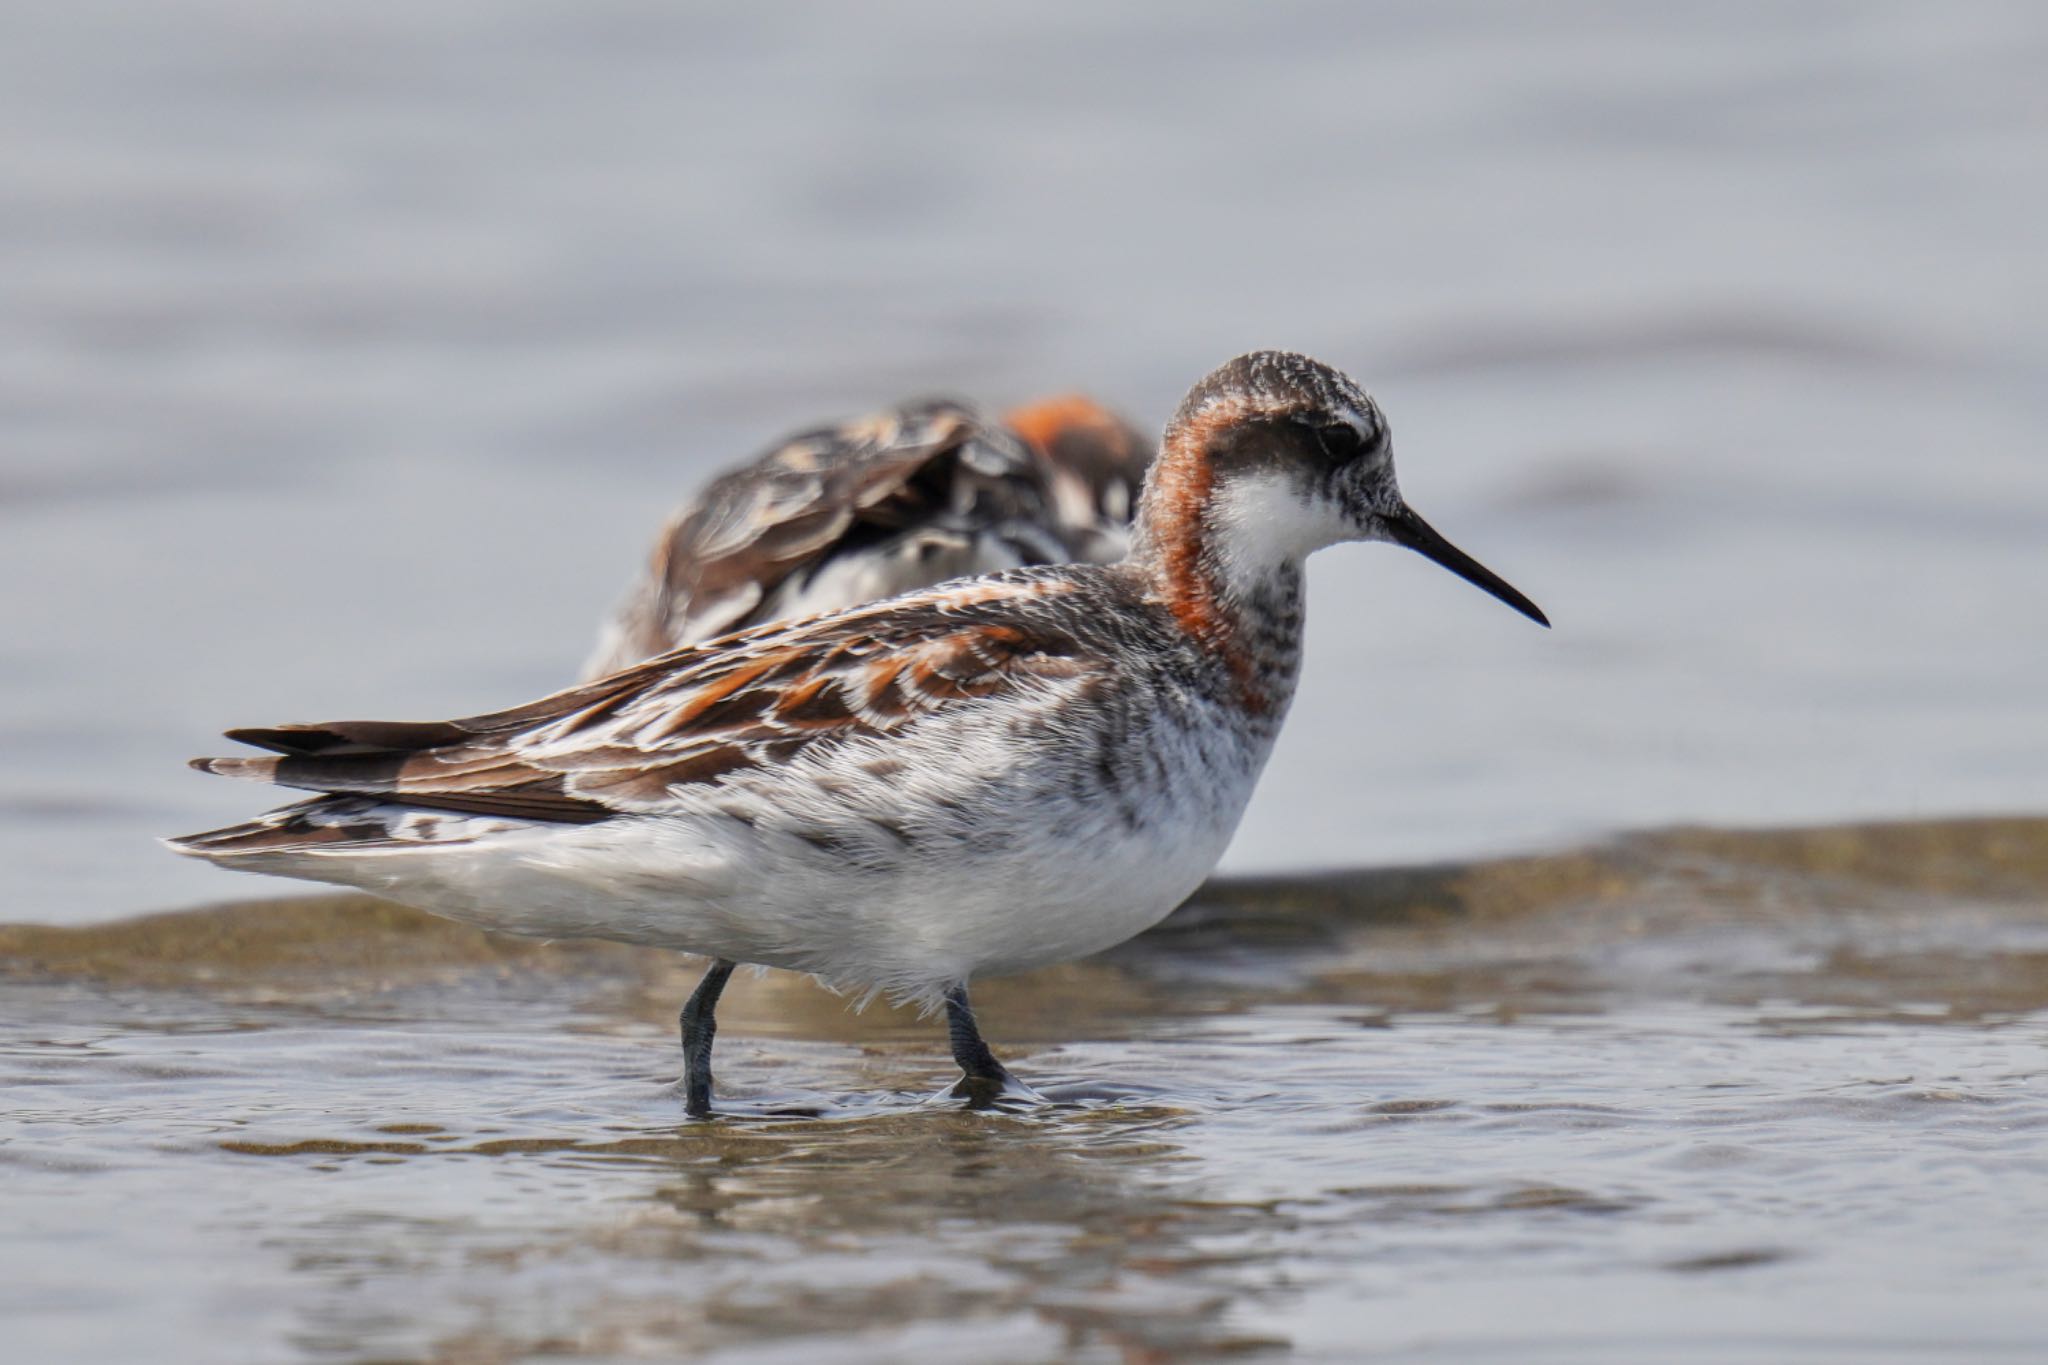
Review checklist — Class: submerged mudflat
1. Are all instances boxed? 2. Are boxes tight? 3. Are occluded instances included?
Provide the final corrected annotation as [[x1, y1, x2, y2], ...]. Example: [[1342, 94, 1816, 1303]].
[[5, 817, 2047, 1362]]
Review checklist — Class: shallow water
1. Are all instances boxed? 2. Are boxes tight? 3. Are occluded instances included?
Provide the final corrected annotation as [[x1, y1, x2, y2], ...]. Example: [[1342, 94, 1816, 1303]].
[[6, 818, 2045, 1362]]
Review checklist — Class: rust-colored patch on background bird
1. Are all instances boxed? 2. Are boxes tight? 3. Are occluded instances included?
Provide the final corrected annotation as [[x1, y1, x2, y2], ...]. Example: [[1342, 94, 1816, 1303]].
[[1004, 394, 1153, 534], [1003, 394, 1133, 461]]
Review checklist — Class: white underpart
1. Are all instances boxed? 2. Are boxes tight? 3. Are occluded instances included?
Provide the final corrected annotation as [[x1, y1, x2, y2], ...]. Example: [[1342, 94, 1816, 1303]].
[[1205, 472, 1355, 597], [228, 665, 1269, 1011]]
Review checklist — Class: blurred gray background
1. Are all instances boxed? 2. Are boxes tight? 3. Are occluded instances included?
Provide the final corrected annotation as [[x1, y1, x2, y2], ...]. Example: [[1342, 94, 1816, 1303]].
[[3, 1, 2044, 920]]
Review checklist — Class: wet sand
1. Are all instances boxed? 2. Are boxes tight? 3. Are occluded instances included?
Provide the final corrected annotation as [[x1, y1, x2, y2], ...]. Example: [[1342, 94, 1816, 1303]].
[[5, 816, 2045, 1362]]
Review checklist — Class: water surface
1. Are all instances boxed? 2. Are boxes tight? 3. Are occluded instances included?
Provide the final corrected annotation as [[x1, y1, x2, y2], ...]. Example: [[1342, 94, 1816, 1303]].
[[6, 818, 2045, 1362], [4, 8, 2046, 1356]]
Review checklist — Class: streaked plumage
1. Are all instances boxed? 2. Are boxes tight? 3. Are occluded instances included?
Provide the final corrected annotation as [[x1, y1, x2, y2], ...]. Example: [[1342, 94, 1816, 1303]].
[[584, 395, 1150, 677], [171, 351, 1547, 1113]]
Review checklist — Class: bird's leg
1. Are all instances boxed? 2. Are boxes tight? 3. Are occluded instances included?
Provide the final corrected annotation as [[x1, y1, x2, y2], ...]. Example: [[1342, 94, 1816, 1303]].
[[944, 982, 1017, 1106], [679, 958, 736, 1118]]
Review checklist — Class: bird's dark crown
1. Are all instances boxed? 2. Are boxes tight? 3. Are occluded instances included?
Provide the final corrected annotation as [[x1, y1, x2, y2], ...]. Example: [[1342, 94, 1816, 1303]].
[[1164, 350, 1389, 485]]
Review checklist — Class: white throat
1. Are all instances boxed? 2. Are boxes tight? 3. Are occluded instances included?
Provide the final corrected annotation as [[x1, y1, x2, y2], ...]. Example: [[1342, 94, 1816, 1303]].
[[1204, 473, 1350, 598]]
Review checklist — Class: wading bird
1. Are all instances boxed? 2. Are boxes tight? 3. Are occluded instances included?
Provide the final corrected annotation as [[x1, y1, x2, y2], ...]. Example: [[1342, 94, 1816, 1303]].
[[171, 352, 1547, 1116]]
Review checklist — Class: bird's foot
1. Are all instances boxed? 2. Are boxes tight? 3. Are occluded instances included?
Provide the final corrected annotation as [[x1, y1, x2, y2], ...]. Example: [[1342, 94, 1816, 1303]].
[[940, 1067, 1046, 1110]]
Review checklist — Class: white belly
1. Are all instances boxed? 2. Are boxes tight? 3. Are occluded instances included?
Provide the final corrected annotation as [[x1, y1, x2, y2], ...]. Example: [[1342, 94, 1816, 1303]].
[[306, 694, 1273, 1009]]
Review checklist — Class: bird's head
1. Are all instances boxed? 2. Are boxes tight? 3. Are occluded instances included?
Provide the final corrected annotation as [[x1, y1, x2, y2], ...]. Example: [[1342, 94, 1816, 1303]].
[[1136, 350, 1547, 627]]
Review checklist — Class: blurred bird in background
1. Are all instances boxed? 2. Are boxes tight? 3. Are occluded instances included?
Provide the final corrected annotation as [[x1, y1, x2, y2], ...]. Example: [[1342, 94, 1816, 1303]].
[[583, 394, 1150, 677]]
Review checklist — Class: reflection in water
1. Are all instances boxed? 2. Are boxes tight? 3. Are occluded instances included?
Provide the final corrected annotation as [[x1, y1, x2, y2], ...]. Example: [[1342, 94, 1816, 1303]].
[[245, 1103, 1283, 1361], [3, 819, 2047, 1361]]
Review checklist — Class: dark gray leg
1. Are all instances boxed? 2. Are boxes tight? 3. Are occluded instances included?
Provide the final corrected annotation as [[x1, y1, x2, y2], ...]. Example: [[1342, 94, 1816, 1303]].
[[944, 983, 1016, 1106], [680, 958, 736, 1118]]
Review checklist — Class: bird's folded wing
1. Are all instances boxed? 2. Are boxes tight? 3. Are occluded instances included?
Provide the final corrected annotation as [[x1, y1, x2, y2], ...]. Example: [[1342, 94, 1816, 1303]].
[[195, 576, 1099, 823]]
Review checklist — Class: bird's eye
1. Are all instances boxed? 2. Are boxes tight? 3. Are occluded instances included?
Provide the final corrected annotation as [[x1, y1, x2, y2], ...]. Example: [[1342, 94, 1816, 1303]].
[[1313, 422, 1366, 462]]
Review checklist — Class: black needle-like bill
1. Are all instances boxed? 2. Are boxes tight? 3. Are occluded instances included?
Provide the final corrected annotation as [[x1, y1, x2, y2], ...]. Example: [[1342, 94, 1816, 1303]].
[[1384, 505, 1549, 627]]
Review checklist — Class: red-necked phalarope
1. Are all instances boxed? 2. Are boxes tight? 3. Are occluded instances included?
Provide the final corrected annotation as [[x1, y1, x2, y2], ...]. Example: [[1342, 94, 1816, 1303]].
[[584, 394, 1149, 677], [170, 352, 1547, 1115]]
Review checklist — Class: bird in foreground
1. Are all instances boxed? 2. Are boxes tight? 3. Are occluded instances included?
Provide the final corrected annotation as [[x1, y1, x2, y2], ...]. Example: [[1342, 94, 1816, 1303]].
[[584, 394, 1150, 677], [169, 351, 1547, 1116]]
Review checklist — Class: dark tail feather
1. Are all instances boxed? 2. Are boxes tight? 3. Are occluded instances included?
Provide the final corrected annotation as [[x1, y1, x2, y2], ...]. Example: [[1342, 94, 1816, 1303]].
[[188, 684, 631, 824], [187, 748, 609, 825], [222, 719, 474, 757]]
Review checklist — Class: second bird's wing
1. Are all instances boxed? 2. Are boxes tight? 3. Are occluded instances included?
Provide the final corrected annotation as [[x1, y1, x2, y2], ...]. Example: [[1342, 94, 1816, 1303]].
[[590, 400, 1054, 672]]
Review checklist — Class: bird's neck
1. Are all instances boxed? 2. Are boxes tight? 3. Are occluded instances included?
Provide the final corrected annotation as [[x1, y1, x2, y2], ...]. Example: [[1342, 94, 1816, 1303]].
[[1130, 430, 1308, 715]]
